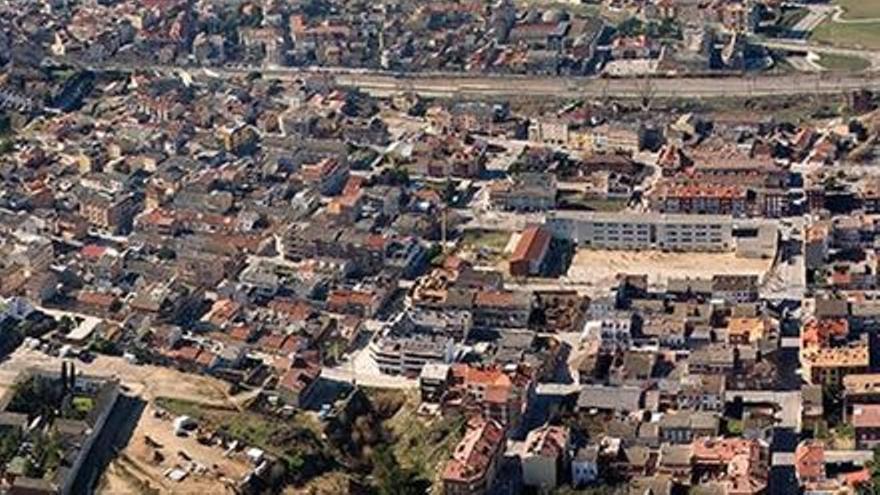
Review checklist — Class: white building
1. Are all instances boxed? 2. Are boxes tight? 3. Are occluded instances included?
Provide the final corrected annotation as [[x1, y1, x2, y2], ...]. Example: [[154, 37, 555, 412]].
[[583, 312, 632, 352], [546, 211, 734, 252]]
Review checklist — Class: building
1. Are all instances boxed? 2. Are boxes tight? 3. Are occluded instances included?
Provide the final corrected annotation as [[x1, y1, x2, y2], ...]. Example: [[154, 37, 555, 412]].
[[509, 225, 551, 277], [546, 211, 735, 252], [520, 424, 570, 489], [658, 411, 720, 444], [489, 173, 557, 212], [571, 445, 600, 487], [473, 290, 534, 329], [691, 437, 768, 494], [447, 364, 531, 429], [651, 182, 750, 216], [801, 341, 870, 387], [371, 333, 455, 377], [528, 118, 570, 146], [442, 417, 505, 495], [795, 440, 826, 484], [583, 313, 633, 352], [852, 404, 880, 450], [78, 191, 139, 234], [420, 363, 452, 403], [299, 158, 350, 196]]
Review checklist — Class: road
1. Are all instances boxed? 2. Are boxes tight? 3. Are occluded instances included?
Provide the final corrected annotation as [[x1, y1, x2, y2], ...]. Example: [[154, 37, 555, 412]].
[[81, 61, 880, 100]]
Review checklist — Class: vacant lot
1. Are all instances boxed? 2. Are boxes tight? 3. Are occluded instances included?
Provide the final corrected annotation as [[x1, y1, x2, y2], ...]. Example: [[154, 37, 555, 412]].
[[0, 348, 232, 406], [812, 20, 880, 50], [566, 249, 774, 287], [99, 401, 252, 495]]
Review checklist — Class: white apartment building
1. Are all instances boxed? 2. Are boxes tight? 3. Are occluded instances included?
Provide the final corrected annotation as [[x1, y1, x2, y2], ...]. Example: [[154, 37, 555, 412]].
[[546, 211, 735, 252]]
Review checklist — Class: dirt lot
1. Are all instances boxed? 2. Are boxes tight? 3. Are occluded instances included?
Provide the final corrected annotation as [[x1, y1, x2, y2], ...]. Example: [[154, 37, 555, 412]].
[[0, 348, 232, 406], [566, 249, 774, 288], [0, 348, 250, 495], [97, 402, 251, 495]]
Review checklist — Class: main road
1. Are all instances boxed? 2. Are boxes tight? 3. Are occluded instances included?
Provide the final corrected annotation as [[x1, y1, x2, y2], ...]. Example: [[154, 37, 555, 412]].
[[84, 59, 880, 100]]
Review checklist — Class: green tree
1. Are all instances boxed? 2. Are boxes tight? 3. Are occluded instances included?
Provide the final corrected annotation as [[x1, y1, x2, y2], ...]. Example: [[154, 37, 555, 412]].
[[371, 446, 424, 495]]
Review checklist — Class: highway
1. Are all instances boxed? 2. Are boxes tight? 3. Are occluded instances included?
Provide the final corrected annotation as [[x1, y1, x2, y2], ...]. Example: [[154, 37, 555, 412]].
[[82, 60, 880, 100]]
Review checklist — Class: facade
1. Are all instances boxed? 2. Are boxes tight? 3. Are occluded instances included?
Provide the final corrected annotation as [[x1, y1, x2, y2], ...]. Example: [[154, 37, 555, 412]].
[[546, 211, 735, 252], [520, 424, 570, 489], [489, 173, 557, 212], [853, 404, 880, 450]]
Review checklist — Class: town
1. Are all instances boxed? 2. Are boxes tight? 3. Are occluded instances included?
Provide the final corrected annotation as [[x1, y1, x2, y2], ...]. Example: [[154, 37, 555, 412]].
[[1, 0, 880, 494]]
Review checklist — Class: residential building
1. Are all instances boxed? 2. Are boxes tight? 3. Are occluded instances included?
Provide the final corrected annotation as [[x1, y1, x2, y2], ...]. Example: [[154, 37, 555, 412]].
[[520, 424, 570, 489], [442, 417, 505, 495], [489, 173, 557, 212]]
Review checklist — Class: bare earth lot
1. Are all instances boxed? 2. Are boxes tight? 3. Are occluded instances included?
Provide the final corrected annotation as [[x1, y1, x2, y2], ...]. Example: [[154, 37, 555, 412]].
[[566, 249, 774, 287], [0, 348, 249, 495]]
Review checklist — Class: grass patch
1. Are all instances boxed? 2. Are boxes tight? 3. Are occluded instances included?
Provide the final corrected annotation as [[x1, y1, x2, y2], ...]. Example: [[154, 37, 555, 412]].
[[71, 396, 94, 414], [816, 53, 871, 71], [382, 391, 465, 490], [460, 229, 511, 253], [557, 193, 629, 212], [812, 19, 880, 50], [833, 0, 880, 20]]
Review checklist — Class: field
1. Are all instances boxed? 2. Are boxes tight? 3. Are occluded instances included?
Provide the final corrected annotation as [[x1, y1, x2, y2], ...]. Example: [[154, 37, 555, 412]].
[[812, 20, 880, 50], [833, 0, 880, 20], [816, 53, 871, 71], [566, 249, 774, 288]]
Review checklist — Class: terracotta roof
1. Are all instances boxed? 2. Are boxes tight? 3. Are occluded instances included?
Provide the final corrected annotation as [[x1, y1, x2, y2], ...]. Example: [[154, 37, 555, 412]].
[[442, 417, 504, 483], [795, 440, 825, 481], [510, 225, 551, 264]]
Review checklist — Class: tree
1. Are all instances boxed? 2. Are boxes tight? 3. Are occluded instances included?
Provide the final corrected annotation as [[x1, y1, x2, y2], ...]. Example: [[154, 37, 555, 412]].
[[371, 446, 424, 495]]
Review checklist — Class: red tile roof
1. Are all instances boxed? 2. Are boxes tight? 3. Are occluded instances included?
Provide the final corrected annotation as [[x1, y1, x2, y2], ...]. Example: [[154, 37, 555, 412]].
[[442, 417, 504, 483], [510, 225, 551, 264]]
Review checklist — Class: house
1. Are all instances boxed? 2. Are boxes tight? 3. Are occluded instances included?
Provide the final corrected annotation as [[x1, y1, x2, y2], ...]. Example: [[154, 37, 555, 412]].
[[676, 374, 726, 412], [657, 443, 693, 481], [795, 440, 826, 484], [446, 364, 531, 429], [576, 385, 642, 413], [658, 411, 720, 444], [852, 404, 880, 450], [572, 445, 600, 488], [520, 424, 570, 489], [509, 225, 551, 278], [276, 356, 321, 408], [691, 437, 768, 494], [489, 173, 557, 212], [441, 417, 505, 495]]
